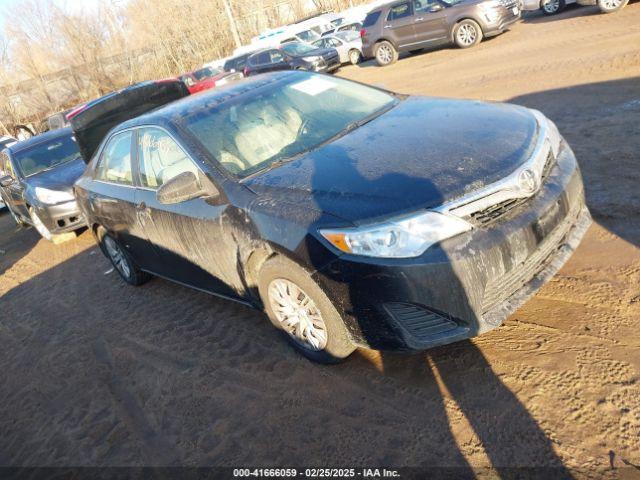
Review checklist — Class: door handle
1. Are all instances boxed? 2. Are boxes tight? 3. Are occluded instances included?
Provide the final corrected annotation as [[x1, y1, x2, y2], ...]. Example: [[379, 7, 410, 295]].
[[415, 17, 424, 21], [383, 24, 393, 28]]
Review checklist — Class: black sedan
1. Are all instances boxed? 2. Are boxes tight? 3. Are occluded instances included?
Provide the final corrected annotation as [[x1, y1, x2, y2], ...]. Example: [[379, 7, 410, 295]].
[[0, 128, 86, 240], [74, 72, 591, 363], [244, 42, 340, 76]]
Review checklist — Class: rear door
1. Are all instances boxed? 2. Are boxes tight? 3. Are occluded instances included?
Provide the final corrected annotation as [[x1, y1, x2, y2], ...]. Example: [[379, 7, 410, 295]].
[[383, 2, 417, 50], [412, 0, 449, 45], [0, 153, 29, 218], [133, 126, 240, 298], [89, 130, 153, 267]]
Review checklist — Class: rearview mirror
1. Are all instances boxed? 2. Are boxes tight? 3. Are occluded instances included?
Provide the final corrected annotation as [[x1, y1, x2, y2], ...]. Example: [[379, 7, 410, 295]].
[[0, 175, 13, 187], [156, 171, 214, 205], [429, 4, 443, 11]]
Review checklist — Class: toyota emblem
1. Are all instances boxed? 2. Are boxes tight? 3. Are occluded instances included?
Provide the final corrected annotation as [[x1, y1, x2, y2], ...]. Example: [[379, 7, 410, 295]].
[[518, 169, 538, 194]]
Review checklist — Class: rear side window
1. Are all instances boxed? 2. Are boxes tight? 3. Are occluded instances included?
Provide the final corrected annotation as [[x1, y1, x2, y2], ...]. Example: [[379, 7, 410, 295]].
[[387, 3, 412, 20], [95, 131, 133, 185], [362, 11, 381, 27], [255, 52, 271, 65]]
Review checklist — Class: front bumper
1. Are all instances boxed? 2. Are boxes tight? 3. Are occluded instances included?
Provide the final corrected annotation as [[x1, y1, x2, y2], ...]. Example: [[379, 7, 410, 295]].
[[33, 199, 86, 234], [313, 142, 590, 351], [314, 57, 341, 73], [482, 9, 521, 37]]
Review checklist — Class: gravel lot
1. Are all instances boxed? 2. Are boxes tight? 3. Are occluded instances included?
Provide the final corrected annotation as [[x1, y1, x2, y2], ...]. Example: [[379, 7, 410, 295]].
[[1, 4, 639, 474]]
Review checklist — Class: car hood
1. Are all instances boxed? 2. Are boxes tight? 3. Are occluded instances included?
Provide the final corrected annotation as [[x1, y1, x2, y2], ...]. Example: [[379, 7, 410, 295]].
[[297, 47, 337, 58], [27, 157, 86, 194], [244, 96, 539, 224]]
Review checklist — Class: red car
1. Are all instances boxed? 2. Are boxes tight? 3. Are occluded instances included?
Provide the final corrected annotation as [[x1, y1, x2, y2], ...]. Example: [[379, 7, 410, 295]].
[[179, 66, 242, 94]]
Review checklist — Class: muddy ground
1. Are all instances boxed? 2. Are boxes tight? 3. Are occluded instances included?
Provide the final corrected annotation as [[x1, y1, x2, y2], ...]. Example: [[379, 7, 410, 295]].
[[1, 4, 639, 475]]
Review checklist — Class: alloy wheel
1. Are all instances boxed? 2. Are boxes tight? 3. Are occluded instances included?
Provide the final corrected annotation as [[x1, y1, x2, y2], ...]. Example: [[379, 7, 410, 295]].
[[376, 45, 393, 65], [543, 0, 560, 13], [349, 49, 361, 65], [104, 236, 132, 279], [268, 279, 328, 351], [600, 0, 621, 8], [457, 24, 478, 46]]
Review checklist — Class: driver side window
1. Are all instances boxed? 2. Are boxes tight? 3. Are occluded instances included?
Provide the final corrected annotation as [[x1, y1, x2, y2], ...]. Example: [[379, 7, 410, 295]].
[[136, 127, 199, 189]]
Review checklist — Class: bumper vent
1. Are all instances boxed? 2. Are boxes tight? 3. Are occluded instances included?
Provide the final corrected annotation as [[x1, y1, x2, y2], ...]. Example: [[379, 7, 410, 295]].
[[467, 151, 557, 227], [384, 303, 458, 341]]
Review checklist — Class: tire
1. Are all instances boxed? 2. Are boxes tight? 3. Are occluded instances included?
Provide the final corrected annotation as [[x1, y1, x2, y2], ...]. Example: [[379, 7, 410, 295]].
[[374, 41, 399, 67], [348, 49, 361, 65], [541, 0, 565, 14], [453, 19, 483, 49], [29, 207, 53, 241], [597, 0, 628, 12], [258, 255, 356, 364], [96, 226, 150, 286]]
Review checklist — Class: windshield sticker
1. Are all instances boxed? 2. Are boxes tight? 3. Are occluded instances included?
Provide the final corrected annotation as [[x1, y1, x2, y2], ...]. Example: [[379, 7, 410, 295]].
[[289, 77, 336, 96]]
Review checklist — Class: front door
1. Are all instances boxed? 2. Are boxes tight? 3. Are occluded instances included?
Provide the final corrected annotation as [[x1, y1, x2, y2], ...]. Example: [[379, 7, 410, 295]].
[[133, 126, 240, 299], [412, 0, 449, 45], [383, 1, 417, 50]]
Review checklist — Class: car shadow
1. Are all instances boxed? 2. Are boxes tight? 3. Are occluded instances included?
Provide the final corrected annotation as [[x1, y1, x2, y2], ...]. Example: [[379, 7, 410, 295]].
[[507, 76, 640, 248], [521, 4, 599, 23]]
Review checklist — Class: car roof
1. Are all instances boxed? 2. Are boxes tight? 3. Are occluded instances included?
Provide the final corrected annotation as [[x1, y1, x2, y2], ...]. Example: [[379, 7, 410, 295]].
[[114, 72, 298, 131], [5, 127, 73, 155]]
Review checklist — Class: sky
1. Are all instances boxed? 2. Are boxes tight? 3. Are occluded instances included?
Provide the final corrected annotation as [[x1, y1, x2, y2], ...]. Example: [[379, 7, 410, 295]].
[[0, 0, 107, 28]]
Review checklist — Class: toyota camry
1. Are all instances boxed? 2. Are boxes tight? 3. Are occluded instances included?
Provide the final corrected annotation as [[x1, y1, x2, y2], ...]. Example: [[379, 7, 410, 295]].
[[74, 71, 591, 363]]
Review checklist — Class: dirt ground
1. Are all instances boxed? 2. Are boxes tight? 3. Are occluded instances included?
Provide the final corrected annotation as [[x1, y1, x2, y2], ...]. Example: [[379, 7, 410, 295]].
[[1, 4, 639, 475]]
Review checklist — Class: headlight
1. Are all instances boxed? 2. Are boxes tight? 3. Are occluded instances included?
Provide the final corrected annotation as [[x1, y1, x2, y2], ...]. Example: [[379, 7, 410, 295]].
[[320, 211, 472, 258], [481, 0, 502, 20], [34, 187, 75, 205]]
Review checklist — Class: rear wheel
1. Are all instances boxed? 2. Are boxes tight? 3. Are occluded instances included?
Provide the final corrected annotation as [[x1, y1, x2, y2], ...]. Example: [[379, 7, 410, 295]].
[[258, 256, 356, 363], [597, 0, 628, 12], [97, 227, 150, 286], [374, 40, 399, 66], [541, 0, 565, 14], [453, 19, 483, 48]]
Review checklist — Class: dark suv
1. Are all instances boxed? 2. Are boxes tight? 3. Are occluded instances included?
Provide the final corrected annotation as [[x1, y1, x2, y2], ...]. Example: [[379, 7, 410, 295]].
[[244, 42, 340, 76], [361, 0, 521, 66]]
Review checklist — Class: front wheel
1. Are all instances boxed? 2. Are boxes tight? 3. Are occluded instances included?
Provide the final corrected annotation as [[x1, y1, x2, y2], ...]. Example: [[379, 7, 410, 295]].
[[348, 49, 361, 65], [597, 0, 628, 12], [541, 0, 565, 14], [453, 19, 483, 49], [29, 207, 53, 241], [258, 256, 356, 363], [374, 41, 399, 67]]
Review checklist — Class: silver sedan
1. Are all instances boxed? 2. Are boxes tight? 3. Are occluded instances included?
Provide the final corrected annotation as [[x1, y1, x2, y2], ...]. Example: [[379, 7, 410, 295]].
[[312, 31, 363, 65]]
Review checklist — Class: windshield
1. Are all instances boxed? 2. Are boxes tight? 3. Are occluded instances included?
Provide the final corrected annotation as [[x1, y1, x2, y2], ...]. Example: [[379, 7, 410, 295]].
[[282, 42, 316, 56], [14, 134, 80, 177], [182, 74, 397, 178]]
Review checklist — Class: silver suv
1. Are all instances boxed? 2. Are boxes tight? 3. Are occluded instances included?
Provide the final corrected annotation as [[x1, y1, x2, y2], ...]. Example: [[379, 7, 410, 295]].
[[361, 0, 521, 66]]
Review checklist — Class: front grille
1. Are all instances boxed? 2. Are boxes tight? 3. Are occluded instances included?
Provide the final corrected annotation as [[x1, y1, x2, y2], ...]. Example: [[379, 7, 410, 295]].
[[466, 151, 557, 227], [481, 200, 575, 314], [384, 303, 458, 341]]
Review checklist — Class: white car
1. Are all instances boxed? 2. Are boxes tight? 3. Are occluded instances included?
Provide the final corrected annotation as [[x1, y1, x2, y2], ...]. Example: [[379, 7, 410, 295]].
[[312, 31, 363, 65], [522, 0, 577, 14]]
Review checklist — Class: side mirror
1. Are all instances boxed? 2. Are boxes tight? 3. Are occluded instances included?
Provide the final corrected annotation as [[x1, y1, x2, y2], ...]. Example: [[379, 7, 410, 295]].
[[429, 4, 444, 11], [0, 175, 13, 187], [156, 171, 216, 205]]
